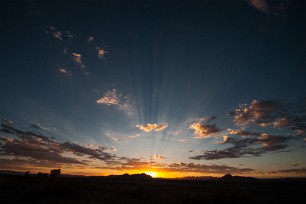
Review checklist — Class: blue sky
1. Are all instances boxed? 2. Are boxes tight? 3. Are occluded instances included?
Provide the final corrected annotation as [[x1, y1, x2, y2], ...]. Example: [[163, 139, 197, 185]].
[[0, 0, 306, 177]]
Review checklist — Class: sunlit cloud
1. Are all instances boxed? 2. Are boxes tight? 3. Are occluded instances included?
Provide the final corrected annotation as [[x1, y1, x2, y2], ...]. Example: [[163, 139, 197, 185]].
[[166, 162, 255, 175], [189, 116, 221, 138], [248, 0, 270, 14], [229, 99, 306, 136], [96, 89, 131, 112], [72, 53, 85, 69], [101, 160, 255, 175], [248, 0, 290, 16], [58, 67, 71, 76], [136, 123, 168, 132], [46, 26, 76, 41], [152, 155, 166, 160], [96, 47, 107, 59], [190, 130, 294, 160]]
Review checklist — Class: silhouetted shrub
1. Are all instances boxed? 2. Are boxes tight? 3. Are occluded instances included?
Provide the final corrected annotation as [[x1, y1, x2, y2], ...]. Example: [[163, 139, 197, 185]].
[[37, 172, 43, 177], [50, 169, 61, 177], [24, 171, 30, 177], [43, 173, 48, 178]]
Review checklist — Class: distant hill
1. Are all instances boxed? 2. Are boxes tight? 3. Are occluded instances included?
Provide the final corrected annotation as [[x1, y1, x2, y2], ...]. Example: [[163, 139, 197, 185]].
[[176, 176, 217, 180], [107, 173, 152, 180], [218, 173, 260, 182]]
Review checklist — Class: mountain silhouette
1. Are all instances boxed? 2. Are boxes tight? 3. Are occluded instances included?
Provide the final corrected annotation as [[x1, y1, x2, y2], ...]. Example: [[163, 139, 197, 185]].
[[107, 173, 152, 180], [218, 173, 259, 182]]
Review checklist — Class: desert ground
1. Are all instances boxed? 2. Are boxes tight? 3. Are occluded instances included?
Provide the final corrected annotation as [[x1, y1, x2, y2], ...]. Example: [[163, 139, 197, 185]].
[[1, 174, 306, 204]]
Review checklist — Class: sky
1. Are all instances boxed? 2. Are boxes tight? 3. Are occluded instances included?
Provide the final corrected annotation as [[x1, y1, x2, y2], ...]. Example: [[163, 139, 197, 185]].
[[0, 0, 306, 178]]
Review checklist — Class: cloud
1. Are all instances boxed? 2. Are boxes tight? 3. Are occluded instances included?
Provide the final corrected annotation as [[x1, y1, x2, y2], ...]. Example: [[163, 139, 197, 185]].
[[88, 36, 94, 44], [102, 160, 255, 175], [0, 123, 122, 166], [52, 30, 63, 40], [96, 89, 131, 112], [248, 0, 290, 16], [229, 100, 281, 127], [270, 168, 306, 175], [190, 130, 294, 160], [66, 30, 74, 39], [1, 119, 13, 126], [229, 99, 306, 136], [190, 122, 221, 138], [58, 67, 72, 76], [72, 53, 85, 69], [60, 142, 119, 164], [248, 0, 270, 14], [152, 155, 166, 160], [96, 47, 107, 59], [46, 26, 76, 41], [29, 123, 51, 132], [136, 123, 168, 132], [166, 162, 255, 174], [189, 116, 221, 138]]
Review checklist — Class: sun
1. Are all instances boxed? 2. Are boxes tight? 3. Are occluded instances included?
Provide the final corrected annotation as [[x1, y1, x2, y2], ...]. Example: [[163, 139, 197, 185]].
[[145, 172, 158, 178]]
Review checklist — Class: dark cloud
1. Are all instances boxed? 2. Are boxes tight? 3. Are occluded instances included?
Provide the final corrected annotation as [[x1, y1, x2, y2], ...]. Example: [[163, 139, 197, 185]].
[[190, 130, 294, 160], [270, 168, 306, 175], [166, 162, 254, 174], [61, 142, 119, 164], [0, 123, 122, 166], [229, 99, 306, 136]]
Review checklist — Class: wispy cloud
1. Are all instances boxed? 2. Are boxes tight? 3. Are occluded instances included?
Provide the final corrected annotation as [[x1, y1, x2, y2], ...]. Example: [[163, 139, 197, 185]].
[[58, 67, 71, 76], [88, 36, 94, 44], [97, 89, 131, 112], [29, 123, 51, 132], [72, 53, 85, 69], [96, 47, 107, 59], [248, 0, 290, 16], [136, 123, 168, 132], [248, 0, 270, 14], [46, 26, 75, 41], [270, 168, 306, 175], [152, 155, 166, 160]]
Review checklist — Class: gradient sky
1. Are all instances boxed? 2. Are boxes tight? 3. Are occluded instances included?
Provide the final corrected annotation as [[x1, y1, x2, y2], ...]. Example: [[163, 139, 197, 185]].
[[1, 0, 306, 178]]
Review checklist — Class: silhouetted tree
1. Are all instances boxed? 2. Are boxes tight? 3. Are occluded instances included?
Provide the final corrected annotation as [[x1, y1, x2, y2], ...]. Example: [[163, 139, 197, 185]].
[[24, 171, 30, 177], [37, 172, 43, 177], [50, 169, 61, 177], [43, 173, 48, 178]]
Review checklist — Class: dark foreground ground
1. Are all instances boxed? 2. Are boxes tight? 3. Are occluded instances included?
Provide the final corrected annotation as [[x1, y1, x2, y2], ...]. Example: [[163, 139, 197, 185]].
[[1, 175, 306, 204]]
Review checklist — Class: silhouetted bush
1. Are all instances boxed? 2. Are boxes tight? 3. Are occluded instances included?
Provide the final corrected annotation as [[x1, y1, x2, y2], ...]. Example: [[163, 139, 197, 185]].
[[37, 172, 43, 177], [43, 173, 48, 178], [50, 169, 61, 177], [24, 171, 30, 177]]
